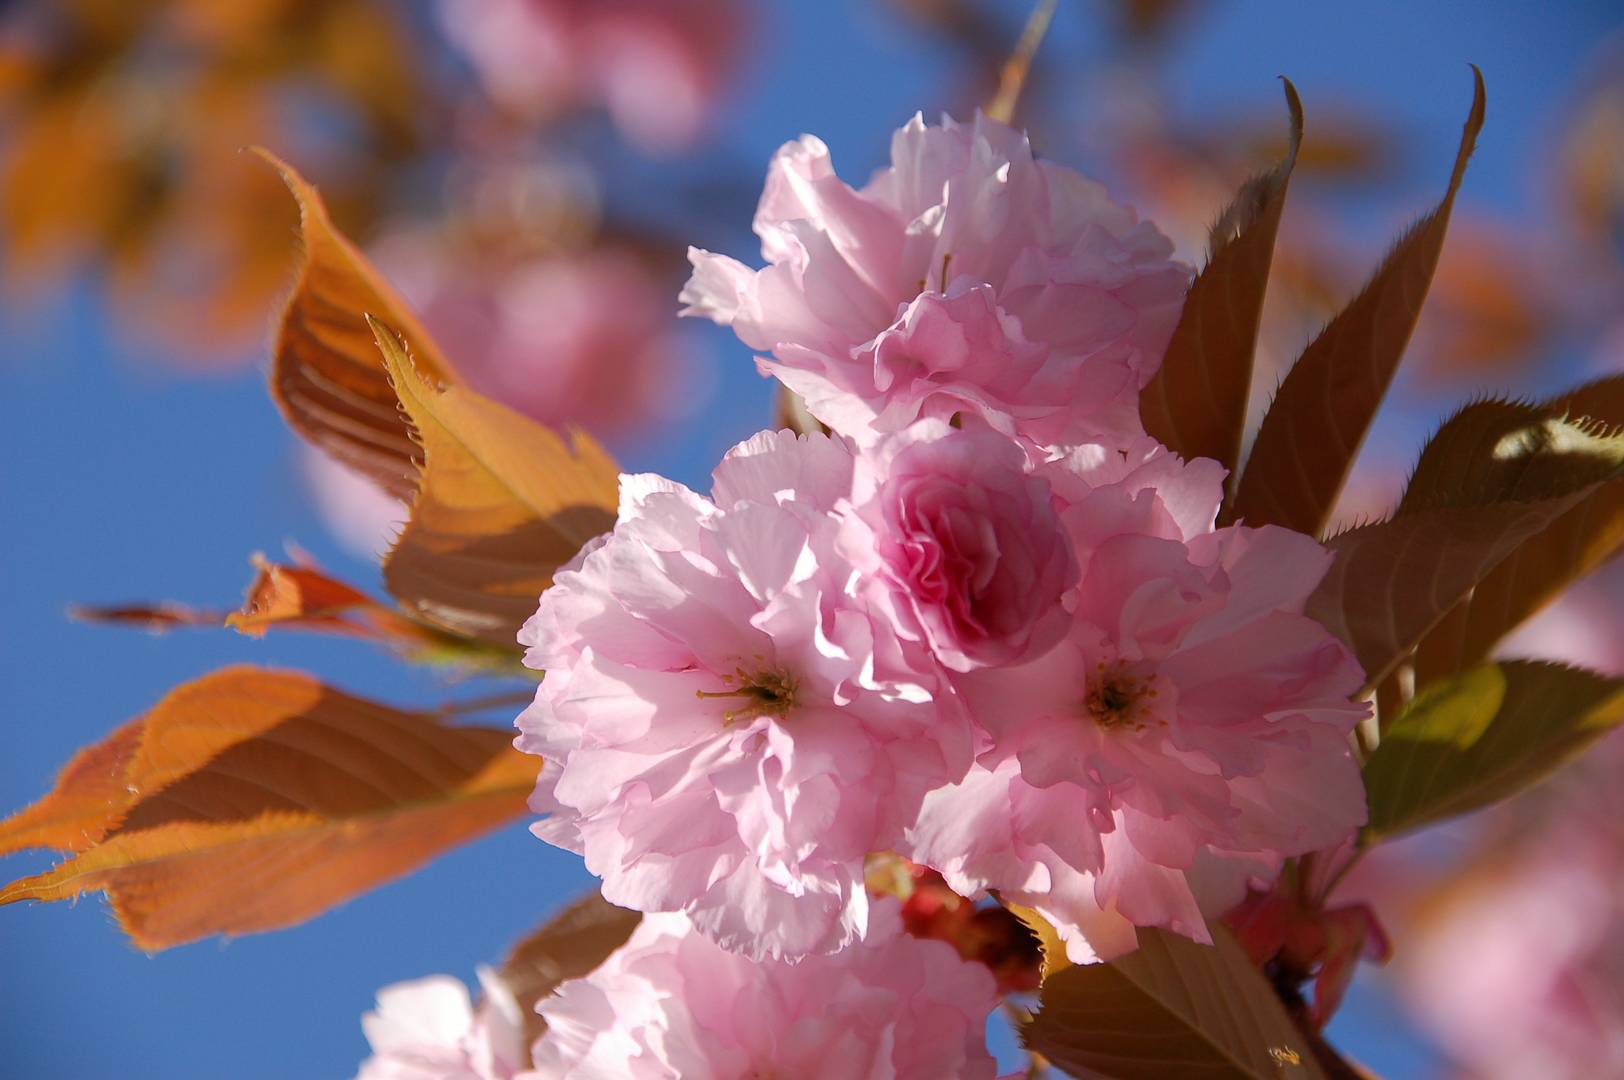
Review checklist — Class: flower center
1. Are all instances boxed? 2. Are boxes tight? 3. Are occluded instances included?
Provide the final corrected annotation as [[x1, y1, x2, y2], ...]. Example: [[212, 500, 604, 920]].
[[1085, 661, 1160, 732], [696, 666, 799, 725]]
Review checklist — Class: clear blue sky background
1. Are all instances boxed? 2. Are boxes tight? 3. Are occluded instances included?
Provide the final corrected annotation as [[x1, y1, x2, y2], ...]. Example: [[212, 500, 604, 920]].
[[3, 1, 1619, 1076]]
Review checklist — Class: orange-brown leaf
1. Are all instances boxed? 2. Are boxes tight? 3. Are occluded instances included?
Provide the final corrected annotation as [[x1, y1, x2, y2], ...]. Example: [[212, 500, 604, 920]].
[[501, 892, 642, 1042], [72, 556, 464, 657], [260, 150, 459, 500], [225, 555, 449, 653], [1, 667, 338, 857], [0, 667, 536, 950], [0, 719, 145, 857], [1142, 79, 1301, 482], [228, 554, 377, 636], [375, 320, 620, 650], [1227, 68, 1486, 534]]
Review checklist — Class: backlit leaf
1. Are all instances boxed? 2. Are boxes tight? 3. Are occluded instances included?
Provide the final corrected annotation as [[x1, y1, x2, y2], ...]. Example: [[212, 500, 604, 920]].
[[71, 556, 492, 663], [0, 718, 145, 858], [0, 667, 536, 949], [226, 554, 458, 652], [1306, 404, 1624, 691], [1227, 68, 1485, 534], [259, 151, 459, 500], [1414, 377, 1624, 682], [1363, 661, 1624, 839], [1, 667, 333, 857], [375, 319, 620, 650], [776, 385, 828, 437], [1023, 927, 1324, 1080], [1008, 902, 1072, 983], [501, 892, 642, 1043], [1141, 79, 1301, 481]]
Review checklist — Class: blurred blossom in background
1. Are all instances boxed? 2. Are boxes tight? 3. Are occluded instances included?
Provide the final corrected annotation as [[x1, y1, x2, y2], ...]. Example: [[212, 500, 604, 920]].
[[437, 0, 749, 155], [2, 1, 1623, 1077]]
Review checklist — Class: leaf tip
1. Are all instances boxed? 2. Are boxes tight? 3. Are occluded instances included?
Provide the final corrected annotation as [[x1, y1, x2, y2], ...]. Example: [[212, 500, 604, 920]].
[[1278, 75, 1305, 157], [1451, 65, 1488, 191]]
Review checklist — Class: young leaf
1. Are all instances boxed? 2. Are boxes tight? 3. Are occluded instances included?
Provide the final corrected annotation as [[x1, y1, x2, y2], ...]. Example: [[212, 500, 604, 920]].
[[501, 892, 641, 1043], [1414, 376, 1624, 682], [71, 557, 485, 662], [225, 555, 467, 655], [258, 151, 460, 500], [1306, 406, 1624, 690], [1363, 661, 1624, 840], [0, 667, 536, 950], [1227, 67, 1486, 534], [0, 718, 145, 857], [1023, 927, 1325, 1080], [374, 319, 620, 650], [1007, 902, 1072, 983], [1397, 397, 1624, 513], [1140, 79, 1302, 481], [0, 667, 340, 857]]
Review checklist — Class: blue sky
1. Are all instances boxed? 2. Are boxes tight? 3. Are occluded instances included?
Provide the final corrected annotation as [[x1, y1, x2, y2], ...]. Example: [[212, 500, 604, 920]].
[[3, 1, 1619, 1075]]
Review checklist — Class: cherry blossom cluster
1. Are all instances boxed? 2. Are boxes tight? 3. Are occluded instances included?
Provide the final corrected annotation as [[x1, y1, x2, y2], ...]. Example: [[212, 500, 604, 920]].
[[358, 900, 999, 1080], [359, 111, 1369, 1077]]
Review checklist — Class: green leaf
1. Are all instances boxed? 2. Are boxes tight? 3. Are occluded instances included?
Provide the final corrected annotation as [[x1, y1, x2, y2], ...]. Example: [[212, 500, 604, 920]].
[[1226, 67, 1485, 535], [1022, 927, 1325, 1080], [1364, 661, 1624, 839], [1305, 404, 1624, 691], [1141, 79, 1301, 482]]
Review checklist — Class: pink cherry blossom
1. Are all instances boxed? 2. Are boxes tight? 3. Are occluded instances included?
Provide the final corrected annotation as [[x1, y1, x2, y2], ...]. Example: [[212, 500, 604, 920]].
[[438, 0, 745, 154], [517, 430, 972, 960], [839, 419, 1077, 672], [682, 113, 1189, 449], [356, 970, 527, 1080], [905, 455, 1369, 963], [529, 899, 999, 1079]]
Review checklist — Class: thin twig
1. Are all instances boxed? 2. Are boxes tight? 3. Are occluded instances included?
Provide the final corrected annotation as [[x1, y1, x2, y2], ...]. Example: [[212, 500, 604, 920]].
[[986, 0, 1059, 124]]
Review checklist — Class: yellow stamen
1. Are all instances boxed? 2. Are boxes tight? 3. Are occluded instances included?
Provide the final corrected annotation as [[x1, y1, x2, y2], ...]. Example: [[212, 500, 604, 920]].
[[696, 668, 798, 725]]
